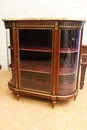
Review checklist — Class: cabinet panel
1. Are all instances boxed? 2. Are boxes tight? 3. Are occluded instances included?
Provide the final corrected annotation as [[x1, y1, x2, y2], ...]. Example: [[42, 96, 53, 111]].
[[18, 29, 53, 93], [19, 29, 52, 50], [58, 74, 76, 95], [57, 29, 81, 95], [20, 71, 51, 93]]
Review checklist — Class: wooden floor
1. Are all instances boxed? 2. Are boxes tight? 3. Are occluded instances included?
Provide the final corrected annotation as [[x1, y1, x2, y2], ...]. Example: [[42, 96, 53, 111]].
[[0, 70, 87, 130]]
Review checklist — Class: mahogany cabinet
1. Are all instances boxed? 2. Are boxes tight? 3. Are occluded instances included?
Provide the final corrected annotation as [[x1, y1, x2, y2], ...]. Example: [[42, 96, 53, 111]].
[[3, 18, 85, 107]]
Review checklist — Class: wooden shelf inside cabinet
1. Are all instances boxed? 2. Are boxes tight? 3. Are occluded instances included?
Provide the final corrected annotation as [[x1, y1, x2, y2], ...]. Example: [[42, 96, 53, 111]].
[[60, 48, 78, 53], [8, 46, 13, 49], [9, 59, 51, 74], [59, 67, 76, 75], [8, 45, 52, 52], [20, 46, 52, 52]]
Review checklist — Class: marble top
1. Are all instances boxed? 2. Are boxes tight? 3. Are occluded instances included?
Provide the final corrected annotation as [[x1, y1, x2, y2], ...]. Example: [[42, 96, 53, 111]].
[[2, 17, 86, 22]]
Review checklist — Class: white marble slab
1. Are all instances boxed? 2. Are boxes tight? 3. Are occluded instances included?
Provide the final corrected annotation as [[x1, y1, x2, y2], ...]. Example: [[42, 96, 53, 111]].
[[2, 17, 86, 22]]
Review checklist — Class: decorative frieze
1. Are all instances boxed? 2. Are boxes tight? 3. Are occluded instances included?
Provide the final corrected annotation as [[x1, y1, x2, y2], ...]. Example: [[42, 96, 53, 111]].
[[59, 21, 83, 28], [5, 22, 13, 28], [4, 20, 84, 29], [16, 21, 55, 28]]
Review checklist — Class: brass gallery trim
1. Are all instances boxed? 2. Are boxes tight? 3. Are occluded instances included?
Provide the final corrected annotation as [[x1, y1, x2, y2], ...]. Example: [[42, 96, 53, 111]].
[[16, 21, 55, 27], [58, 21, 83, 28], [5, 21, 83, 28]]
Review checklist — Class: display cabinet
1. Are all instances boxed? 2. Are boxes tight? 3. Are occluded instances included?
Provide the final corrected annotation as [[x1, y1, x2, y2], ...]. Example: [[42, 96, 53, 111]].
[[3, 18, 85, 107]]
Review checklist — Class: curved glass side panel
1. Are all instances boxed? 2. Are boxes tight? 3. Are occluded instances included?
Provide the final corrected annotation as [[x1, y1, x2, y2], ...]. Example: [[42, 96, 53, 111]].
[[58, 29, 81, 96], [7, 29, 15, 87]]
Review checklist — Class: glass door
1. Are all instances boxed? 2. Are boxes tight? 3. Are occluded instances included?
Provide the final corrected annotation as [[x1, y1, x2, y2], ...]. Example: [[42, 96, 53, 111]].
[[18, 29, 53, 94], [58, 29, 81, 96]]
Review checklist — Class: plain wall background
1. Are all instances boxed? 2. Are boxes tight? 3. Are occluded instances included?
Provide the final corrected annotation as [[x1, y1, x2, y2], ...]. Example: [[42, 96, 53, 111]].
[[0, 0, 87, 69]]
